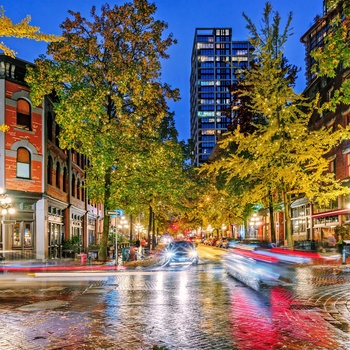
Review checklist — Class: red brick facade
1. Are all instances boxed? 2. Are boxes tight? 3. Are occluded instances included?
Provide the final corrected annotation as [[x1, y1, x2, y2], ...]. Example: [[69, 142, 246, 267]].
[[0, 55, 104, 260]]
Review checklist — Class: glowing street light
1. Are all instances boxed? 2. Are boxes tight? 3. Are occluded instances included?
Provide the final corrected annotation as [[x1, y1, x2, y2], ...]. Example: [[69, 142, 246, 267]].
[[249, 213, 261, 238], [0, 187, 15, 215]]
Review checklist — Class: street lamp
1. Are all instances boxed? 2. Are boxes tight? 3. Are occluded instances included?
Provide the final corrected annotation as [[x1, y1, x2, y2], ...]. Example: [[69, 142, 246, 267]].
[[115, 216, 129, 265], [207, 224, 213, 238], [0, 188, 15, 215], [221, 224, 227, 237], [0, 188, 15, 258], [249, 213, 261, 239]]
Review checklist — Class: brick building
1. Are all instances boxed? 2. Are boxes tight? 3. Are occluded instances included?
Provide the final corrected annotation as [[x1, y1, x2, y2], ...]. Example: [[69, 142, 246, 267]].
[[0, 55, 103, 260], [296, 0, 350, 243]]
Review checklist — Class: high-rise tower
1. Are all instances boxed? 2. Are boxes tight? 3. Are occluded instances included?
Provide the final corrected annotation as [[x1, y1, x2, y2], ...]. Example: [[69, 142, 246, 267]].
[[190, 28, 254, 166]]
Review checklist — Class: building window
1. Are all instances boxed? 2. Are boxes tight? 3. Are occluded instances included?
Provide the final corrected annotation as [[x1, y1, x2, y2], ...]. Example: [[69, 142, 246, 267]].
[[81, 181, 85, 202], [55, 124, 60, 147], [329, 159, 336, 174], [345, 114, 350, 126], [16, 147, 31, 179], [47, 112, 53, 141], [16, 99, 31, 130], [72, 173, 76, 197], [47, 156, 53, 185], [56, 162, 60, 188], [77, 179, 80, 200], [13, 222, 33, 248], [63, 167, 68, 193]]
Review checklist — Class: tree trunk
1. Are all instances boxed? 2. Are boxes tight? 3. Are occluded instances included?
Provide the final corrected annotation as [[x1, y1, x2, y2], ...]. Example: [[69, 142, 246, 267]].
[[282, 188, 292, 248], [152, 214, 156, 248], [269, 192, 276, 243], [129, 214, 133, 241], [148, 204, 152, 250], [99, 169, 112, 261]]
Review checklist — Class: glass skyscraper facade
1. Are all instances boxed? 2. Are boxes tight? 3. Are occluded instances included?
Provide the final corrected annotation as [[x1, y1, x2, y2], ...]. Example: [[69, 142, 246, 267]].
[[190, 28, 254, 166]]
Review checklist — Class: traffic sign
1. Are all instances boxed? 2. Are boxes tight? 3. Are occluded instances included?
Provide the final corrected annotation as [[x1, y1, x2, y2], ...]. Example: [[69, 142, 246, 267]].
[[106, 209, 124, 217]]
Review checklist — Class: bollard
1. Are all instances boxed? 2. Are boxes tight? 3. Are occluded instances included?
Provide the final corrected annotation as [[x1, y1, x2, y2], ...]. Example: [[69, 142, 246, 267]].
[[342, 246, 347, 265]]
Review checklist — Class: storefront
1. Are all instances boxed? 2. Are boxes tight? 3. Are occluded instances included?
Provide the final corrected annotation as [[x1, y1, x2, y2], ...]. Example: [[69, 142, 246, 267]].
[[291, 198, 311, 241], [3, 193, 41, 260], [312, 208, 350, 241], [48, 209, 64, 259]]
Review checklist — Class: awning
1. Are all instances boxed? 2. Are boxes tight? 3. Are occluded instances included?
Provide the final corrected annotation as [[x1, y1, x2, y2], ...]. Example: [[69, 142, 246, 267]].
[[312, 208, 350, 219]]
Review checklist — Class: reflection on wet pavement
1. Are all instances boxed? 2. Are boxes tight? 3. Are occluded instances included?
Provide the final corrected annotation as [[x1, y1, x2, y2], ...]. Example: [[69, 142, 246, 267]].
[[0, 259, 350, 349]]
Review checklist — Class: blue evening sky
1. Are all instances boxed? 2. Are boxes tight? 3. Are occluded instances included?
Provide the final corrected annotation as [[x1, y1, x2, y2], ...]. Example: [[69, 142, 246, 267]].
[[2, 0, 323, 141]]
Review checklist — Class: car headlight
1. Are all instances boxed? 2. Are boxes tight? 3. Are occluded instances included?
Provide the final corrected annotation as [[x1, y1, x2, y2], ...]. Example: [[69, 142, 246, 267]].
[[189, 250, 198, 258], [165, 251, 174, 259]]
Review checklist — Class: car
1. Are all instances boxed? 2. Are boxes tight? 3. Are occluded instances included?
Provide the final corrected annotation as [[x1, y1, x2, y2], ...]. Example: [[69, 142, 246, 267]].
[[164, 240, 199, 266], [186, 236, 200, 246]]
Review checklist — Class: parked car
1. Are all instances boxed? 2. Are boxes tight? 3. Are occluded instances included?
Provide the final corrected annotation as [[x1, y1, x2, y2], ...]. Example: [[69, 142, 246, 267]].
[[164, 240, 199, 266]]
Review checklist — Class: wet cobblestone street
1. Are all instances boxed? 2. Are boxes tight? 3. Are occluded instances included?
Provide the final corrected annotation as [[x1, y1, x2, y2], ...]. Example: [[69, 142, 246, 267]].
[[1, 249, 350, 349]]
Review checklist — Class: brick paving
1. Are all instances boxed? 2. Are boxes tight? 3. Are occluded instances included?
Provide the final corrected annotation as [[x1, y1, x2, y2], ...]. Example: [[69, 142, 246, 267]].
[[0, 253, 350, 349]]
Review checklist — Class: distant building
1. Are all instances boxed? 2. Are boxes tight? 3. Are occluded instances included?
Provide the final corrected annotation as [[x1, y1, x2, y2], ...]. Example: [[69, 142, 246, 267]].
[[190, 28, 254, 167], [297, 0, 350, 243], [0, 54, 104, 260]]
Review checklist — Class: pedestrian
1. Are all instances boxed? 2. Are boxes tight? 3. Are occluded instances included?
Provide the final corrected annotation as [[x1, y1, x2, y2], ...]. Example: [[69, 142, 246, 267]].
[[140, 236, 147, 257], [135, 238, 140, 260], [336, 235, 343, 255]]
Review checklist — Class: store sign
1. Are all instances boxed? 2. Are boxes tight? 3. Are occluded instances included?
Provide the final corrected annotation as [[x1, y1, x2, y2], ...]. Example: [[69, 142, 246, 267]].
[[48, 215, 63, 223]]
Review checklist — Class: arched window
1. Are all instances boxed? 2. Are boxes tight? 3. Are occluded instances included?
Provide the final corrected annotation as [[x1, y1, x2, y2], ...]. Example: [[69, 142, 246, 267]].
[[47, 112, 53, 141], [63, 167, 68, 193], [56, 162, 60, 188], [77, 179, 80, 200], [47, 156, 53, 185], [55, 124, 60, 147], [16, 99, 31, 130], [16, 147, 31, 178], [72, 173, 76, 197], [81, 181, 85, 202]]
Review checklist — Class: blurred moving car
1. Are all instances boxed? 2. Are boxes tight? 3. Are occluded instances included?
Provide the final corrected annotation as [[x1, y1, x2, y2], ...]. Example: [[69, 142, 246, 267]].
[[187, 236, 200, 246], [164, 240, 199, 266]]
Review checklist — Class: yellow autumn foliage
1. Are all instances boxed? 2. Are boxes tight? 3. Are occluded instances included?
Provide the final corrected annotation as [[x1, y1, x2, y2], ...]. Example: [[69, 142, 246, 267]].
[[0, 6, 62, 58]]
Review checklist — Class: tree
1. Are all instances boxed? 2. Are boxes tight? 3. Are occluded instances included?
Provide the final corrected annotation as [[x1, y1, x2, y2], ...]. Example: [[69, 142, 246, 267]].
[[26, 0, 179, 261], [201, 2, 350, 247], [0, 6, 60, 132], [311, 0, 350, 111], [0, 6, 60, 58]]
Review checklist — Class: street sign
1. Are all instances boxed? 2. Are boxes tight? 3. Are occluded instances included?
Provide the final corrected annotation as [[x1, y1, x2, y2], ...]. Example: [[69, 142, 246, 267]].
[[106, 209, 124, 217]]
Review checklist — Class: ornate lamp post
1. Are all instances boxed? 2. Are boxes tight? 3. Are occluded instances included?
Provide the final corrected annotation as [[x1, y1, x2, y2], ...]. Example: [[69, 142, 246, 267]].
[[249, 213, 261, 239], [115, 216, 129, 265], [0, 187, 15, 216], [0, 187, 15, 258]]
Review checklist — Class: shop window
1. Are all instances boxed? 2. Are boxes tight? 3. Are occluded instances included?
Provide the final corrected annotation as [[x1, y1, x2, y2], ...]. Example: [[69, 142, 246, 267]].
[[16, 99, 31, 130], [13, 223, 21, 247], [12, 222, 33, 248], [16, 147, 31, 179]]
